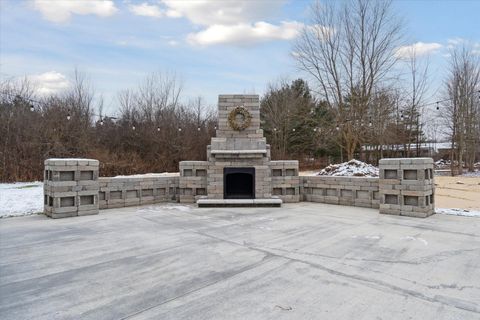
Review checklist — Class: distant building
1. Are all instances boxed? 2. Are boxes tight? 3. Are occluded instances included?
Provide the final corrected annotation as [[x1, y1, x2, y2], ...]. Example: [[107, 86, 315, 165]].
[[360, 142, 454, 161]]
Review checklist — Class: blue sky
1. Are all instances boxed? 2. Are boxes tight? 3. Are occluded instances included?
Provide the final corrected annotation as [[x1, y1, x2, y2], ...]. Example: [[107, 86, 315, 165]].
[[1, 0, 479, 115]]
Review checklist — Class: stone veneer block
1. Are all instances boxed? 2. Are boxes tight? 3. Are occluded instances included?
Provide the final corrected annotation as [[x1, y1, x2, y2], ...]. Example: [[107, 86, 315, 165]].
[[379, 158, 434, 218], [44, 158, 99, 218]]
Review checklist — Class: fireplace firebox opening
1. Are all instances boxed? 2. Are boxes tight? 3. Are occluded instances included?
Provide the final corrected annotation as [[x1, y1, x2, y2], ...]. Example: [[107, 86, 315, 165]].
[[224, 168, 255, 199]]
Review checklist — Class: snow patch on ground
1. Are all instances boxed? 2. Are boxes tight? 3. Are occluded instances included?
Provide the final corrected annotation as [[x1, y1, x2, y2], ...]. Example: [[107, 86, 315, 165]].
[[0, 182, 44, 218], [350, 235, 381, 240], [136, 204, 193, 214], [435, 159, 480, 176], [317, 160, 379, 177], [158, 204, 192, 212], [402, 236, 428, 246], [418, 238, 429, 246], [462, 171, 480, 177], [112, 172, 179, 178], [436, 208, 480, 217], [434, 159, 451, 169], [257, 226, 273, 231]]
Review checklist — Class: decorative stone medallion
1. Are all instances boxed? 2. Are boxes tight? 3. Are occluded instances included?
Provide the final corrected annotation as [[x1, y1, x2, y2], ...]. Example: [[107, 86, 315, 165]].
[[228, 106, 252, 131]]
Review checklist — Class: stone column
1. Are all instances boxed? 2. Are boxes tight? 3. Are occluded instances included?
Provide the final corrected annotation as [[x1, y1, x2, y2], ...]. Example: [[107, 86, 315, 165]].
[[44, 158, 99, 218], [379, 158, 434, 218], [179, 161, 208, 203]]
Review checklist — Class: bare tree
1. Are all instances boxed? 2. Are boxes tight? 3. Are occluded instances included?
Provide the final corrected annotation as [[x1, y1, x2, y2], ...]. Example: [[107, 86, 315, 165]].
[[442, 46, 480, 174], [114, 71, 216, 173], [0, 77, 37, 181], [0, 69, 217, 182], [364, 88, 398, 163], [0, 70, 101, 181], [294, 0, 403, 159], [400, 49, 430, 157], [261, 79, 297, 158]]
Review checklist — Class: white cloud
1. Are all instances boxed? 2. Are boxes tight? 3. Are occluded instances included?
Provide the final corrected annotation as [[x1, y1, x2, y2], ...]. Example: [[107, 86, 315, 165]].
[[161, 0, 285, 26], [33, 0, 117, 23], [473, 43, 480, 56], [446, 38, 480, 55], [116, 40, 130, 46], [447, 37, 465, 49], [124, 0, 300, 47], [395, 42, 442, 59], [167, 40, 179, 46], [129, 3, 163, 18], [165, 9, 182, 18], [470, 42, 480, 56], [291, 51, 301, 58], [308, 24, 335, 41], [187, 21, 303, 46], [27, 71, 70, 95], [160, 0, 300, 46]]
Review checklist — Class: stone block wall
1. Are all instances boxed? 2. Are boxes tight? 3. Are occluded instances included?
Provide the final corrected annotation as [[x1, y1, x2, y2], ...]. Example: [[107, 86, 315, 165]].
[[379, 158, 434, 218], [271, 160, 300, 202], [301, 176, 380, 208], [44, 157, 435, 218], [43, 158, 99, 218], [179, 161, 208, 203], [98, 175, 179, 209]]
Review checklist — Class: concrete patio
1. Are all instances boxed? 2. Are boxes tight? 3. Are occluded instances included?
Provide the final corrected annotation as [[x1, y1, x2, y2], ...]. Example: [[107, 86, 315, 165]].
[[0, 203, 479, 319]]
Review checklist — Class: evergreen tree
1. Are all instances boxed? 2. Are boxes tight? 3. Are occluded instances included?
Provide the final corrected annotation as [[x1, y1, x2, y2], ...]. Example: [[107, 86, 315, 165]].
[[260, 79, 336, 160]]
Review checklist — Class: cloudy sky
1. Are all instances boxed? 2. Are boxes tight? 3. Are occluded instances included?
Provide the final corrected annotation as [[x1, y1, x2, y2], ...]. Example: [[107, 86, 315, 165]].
[[1, 0, 479, 115]]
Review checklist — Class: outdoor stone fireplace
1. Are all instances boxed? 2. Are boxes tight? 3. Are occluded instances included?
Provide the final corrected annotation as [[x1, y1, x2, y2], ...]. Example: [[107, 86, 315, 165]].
[[178, 94, 300, 206]]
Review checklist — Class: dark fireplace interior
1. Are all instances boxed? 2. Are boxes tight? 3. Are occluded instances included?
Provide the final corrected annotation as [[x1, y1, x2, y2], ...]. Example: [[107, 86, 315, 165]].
[[224, 168, 255, 199]]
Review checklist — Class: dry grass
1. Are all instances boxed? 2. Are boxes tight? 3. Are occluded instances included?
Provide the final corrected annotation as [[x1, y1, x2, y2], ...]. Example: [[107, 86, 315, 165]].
[[435, 176, 480, 210]]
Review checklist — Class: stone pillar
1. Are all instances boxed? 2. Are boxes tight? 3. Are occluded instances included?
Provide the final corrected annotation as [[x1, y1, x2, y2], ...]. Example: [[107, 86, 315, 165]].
[[44, 158, 99, 218], [270, 160, 300, 203], [179, 161, 208, 203], [379, 158, 434, 218]]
